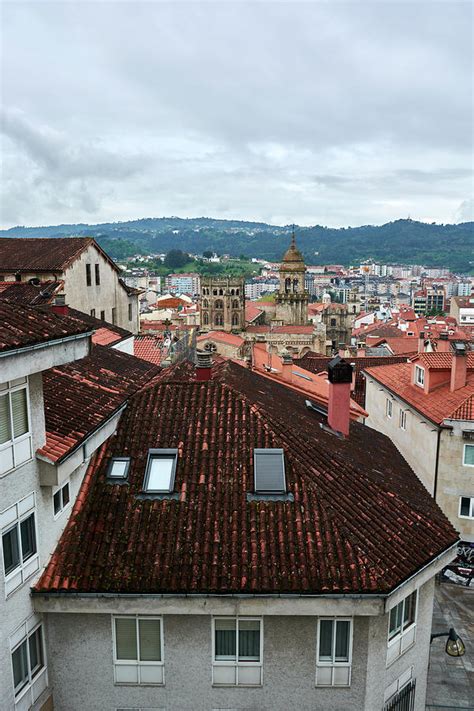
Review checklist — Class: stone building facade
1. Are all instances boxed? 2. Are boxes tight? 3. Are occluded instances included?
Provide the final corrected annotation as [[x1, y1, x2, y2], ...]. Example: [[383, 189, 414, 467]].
[[200, 277, 245, 332], [274, 234, 309, 326]]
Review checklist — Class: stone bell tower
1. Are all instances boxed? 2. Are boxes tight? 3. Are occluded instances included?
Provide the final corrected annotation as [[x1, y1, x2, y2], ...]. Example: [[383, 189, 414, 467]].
[[275, 232, 309, 326]]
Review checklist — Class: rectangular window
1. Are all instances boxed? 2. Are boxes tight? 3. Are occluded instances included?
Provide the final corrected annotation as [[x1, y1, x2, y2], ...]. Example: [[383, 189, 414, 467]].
[[0, 379, 32, 476], [316, 618, 352, 687], [386, 399, 393, 418], [95, 263, 100, 285], [1, 494, 39, 595], [213, 618, 262, 686], [90, 309, 96, 318], [86, 263, 92, 286], [100, 310, 105, 321], [113, 616, 163, 685], [415, 365, 424, 387], [387, 590, 417, 666], [11, 623, 46, 701], [254, 448, 286, 493], [463, 444, 474, 467], [52, 481, 70, 517], [107, 457, 130, 480], [399, 410, 407, 430], [112, 307, 117, 324], [459, 496, 474, 519], [144, 450, 177, 493], [128, 303, 133, 321]]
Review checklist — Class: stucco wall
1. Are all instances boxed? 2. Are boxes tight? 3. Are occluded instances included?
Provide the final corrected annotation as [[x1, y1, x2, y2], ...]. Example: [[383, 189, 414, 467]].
[[437, 422, 474, 542], [365, 378, 438, 494]]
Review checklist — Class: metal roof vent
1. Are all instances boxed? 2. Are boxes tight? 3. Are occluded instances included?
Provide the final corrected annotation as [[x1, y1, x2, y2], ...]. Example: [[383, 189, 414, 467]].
[[254, 448, 286, 493]]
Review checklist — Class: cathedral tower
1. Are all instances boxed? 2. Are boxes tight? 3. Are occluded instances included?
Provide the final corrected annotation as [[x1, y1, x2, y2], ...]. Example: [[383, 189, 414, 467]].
[[275, 233, 309, 326], [200, 276, 245, 332]]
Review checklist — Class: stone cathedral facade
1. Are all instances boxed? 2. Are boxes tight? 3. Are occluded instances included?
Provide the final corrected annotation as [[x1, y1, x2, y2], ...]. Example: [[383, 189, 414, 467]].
[[200, 276, 245, 332], [274, 233, 309, 326]]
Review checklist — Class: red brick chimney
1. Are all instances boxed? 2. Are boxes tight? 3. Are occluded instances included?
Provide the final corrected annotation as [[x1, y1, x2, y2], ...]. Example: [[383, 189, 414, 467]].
[[51, 294, 69, 316], [195, 350, 212, 381], [327, 355, 353, 438], [418, 331, 425, 353], [280, 351, 293, 382], [450, 342, 467, 392], [437, 332, 450, 352]]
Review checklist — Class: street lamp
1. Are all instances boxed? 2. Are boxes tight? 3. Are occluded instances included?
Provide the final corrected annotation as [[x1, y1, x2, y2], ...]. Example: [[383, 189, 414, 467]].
[[430, 627, 466, 657]]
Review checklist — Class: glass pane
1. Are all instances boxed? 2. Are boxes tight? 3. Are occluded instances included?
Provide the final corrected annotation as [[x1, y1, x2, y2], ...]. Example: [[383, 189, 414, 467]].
[[62, 483, 70, 507], [115, 618, 137, 660], [53, 490, 61, 515], [0, 393, 12, 444], [11, 389, 28, 438], [138, 619, 161, 661], [460, 497, 470, 516], [146, 456, 174, 492], [110, 460, 128, 478], [29, 628, 44, 676], [20, 514, 36, 561], [403, 592, 417, 629], [2, 526, 20, 575], [464, 446, 474, 466], [215, 619, 236, 660], [319, 620, 333, 661], [238, 620, 260, 661], [335, 621, 350, 662], [12, 641, 28, 693]]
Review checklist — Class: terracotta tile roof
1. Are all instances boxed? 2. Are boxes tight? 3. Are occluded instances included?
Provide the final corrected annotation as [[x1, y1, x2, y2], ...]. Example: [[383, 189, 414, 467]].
[[364, 360, 474, 424], [0, 280, 63, 305], [450, 394, 474, 421], [414, 352, 474, 370], [0, 237, 94, 272], [295, 352, 409, 406], [35, 359, 457, 596], [65, 307, 132, 347], [134, 335, 167, 366], [247, 325, 315, 334], [0, 301, 92, 353], [369, 337, 419, 356], [37, 346, 160, 463], [197, 331, 244, 347], [245, 303, 264, 323]]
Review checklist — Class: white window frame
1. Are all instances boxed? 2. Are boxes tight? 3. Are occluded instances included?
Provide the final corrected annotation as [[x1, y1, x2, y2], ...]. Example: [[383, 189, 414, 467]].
[[462, 444, 474, 468], [386, 398, 393, 418], [1, 492, 40, 597], [414, 365, 425, 388], [112, 615, 164, 685], [52, 480, 71, 519], [399, 409, 407, 430], [459, 496, 474, 519], [386, 589, 418, 666], [315, 617, 353, 687], [10, 616, 48, 707], [383, 666, 413, 703], [0, 378, 32, 477], [212, 617, 263, 687]]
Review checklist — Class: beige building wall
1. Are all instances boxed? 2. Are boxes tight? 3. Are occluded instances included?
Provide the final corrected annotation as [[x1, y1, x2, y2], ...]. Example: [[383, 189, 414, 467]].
[[437, 421, 474, 542]]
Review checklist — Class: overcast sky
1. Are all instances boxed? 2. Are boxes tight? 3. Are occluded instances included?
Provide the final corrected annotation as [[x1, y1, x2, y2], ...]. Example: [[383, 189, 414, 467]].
[[1, 0, 473, 228]]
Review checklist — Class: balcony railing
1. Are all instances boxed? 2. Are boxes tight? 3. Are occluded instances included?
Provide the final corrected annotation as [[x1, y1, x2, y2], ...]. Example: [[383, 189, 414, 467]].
[[384, 679, 416, 711]]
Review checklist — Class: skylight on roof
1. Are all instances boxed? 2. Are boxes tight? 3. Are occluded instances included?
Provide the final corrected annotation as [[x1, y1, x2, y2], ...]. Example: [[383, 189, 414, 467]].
[[254, 448, 286, 494], [144, 449, 178, 493], [107, 457, 130, 479]]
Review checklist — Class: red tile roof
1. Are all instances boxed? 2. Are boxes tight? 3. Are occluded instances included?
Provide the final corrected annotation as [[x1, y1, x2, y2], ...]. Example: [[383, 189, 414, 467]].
[[0, 301, 92, 353], [0, 237, 121, 274], [65, 307, 132, 347], [364, 357, 474, 424], [134, 335, 167, 366], [35, 359, 457, 596], [369, 337, 419, 356], [246, 325, 315, 334], [295, 352, 409, 406], [197, 331, 244, 347], [245, 303, 264, 323], [37, 346, 160, 463], [0, 280, 63, 305]]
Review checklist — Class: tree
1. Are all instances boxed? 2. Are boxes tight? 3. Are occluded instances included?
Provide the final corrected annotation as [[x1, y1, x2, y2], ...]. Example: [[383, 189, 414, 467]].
[[202, 250, 213, 259], [164, 249, 189, 269]]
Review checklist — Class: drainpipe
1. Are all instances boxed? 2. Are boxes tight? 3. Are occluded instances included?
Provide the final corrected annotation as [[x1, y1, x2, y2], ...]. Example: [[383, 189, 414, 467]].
[[433, 427, 442, 501]]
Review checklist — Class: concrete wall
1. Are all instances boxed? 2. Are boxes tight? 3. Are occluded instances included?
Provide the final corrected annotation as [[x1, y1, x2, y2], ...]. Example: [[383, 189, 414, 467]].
[[63, 244, 138, 333], [437, 422, 474, 542], [365, 378, 438, 494], [43, 580, 435, 711]]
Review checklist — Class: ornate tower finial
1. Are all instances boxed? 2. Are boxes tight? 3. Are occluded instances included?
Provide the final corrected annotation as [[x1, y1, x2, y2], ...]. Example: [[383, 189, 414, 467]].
[[291, 224, 296, 246]]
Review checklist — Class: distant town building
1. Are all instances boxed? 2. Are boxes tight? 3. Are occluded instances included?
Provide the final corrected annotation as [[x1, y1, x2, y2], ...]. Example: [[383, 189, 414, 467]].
[[200, 276, 245, 331], [164, 272, 200, 295]]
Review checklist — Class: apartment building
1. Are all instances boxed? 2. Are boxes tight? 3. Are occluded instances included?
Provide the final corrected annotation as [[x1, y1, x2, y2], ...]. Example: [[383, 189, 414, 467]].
[[30, 356, 457, 711], [0, 302, 159, 711], [450, 295, 474, 325], [364, 345, 474, 543], [0, 237, 140, 332], [164, 273, 200, 296]]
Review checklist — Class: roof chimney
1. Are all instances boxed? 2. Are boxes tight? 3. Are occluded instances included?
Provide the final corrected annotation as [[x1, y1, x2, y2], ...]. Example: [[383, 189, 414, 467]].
[[418, 331, 425, 353], [327, 355, 353, 438], [280, 350, 293, 382], [450, 342, 467, 392], [437, 331, 450, 352], [51, 293, 69, 316], [195, 349, 212, 381]]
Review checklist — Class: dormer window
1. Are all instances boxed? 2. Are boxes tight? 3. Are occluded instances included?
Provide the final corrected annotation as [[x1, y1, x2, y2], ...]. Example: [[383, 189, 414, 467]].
[[415, 365, 425, 388], [107, 457, 130, 480], [254, 448, 286, 494], [144, 449, 178, 493]]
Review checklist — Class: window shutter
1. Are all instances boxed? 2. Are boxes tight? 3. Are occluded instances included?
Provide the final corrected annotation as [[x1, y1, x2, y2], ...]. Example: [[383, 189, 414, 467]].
[[138, 619, 161, 661], [115, 618, 137, 660], [11, 390, 28, 438], [0, 394, 11, 444]]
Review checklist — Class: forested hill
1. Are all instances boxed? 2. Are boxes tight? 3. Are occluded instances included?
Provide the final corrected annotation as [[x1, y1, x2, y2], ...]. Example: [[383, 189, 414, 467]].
[[2, 218, 472, 273]]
